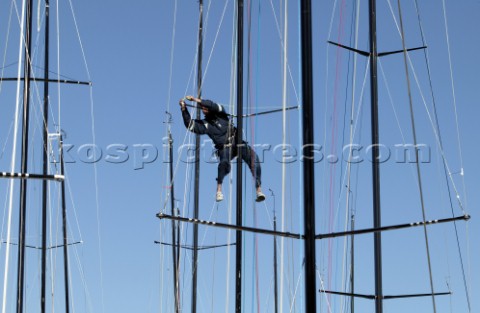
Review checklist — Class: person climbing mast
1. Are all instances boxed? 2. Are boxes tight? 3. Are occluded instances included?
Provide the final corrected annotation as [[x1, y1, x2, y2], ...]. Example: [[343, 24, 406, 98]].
[[179, 95, 266, 202]]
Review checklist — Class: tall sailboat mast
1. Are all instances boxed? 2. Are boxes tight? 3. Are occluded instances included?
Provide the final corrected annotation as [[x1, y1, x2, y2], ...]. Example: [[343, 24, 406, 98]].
[[235, 0, 244, 312], [41, 0, 51, 311], [191, 1, 203, 312], [16, 0, 34, 311], [59, 135, 71, 313], [169, 130, 180, 313], [300, 0, 317, 312], [368, 0, 384, 312]]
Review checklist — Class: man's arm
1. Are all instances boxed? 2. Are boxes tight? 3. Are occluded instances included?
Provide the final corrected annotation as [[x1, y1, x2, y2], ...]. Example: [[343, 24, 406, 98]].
[[179, 98, 208, 134], [185, 95, 225, 114]]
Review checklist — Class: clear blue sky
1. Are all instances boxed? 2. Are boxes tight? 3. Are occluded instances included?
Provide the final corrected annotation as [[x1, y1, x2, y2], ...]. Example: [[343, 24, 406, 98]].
[[0, 1, 478, 312]]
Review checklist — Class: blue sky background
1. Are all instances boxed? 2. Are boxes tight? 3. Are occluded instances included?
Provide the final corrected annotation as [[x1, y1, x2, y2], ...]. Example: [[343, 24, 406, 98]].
[[0, 0, 479, 312]]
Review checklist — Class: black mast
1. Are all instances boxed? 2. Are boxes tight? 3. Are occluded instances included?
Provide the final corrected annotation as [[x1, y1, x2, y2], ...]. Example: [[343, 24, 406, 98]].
[[169, 130, 180, 313], [191, 1, 203, 313], [350, 213, 355, 313], [368, 0, 383, 312], [16, 0, 34, 312], [300, 0, 317, 312], [272, 191, 279, 313], [235, 0, 244, 312], [59, 135, 71, 313], [41, 0, 50, 311]]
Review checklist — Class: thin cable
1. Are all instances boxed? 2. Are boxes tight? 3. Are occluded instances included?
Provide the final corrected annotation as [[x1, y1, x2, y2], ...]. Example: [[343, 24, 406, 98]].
[[340, 1, 360, 311], [268, 0, 300, 104], [439, 1, 471, 307], [0, 1, 15, 95], [165, 0, 178, 116], [397, 1, 437, 311], [200, 0, 230, 89], [60, 1, 106, 312], [384, 0, 465, 214]]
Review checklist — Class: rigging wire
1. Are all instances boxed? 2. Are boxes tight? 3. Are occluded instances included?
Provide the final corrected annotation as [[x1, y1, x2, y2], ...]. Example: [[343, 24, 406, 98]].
[[2, 1, 26, 312], [384, 0, 465, 215], [438, 1, 471, 308], [440, 0, 467, 209], [63, 0, 107, 310], [159, 0, 178, 296], [2, 0, 26, 313], [412, 0, 471, 310], [268, 0, 300, 104], [0, 1, 15, 96], [384, 3, 471, 310], [397, 1, 438, 311], [198, 0, 230, 92], [339, 1, 361, 311], [363, 1, 472, 312]]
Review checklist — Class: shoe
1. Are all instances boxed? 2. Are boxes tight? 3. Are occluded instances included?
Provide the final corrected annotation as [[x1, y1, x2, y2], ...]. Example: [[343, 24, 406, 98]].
[[216, 191, 224, 202], [256, 191, 266, 202]]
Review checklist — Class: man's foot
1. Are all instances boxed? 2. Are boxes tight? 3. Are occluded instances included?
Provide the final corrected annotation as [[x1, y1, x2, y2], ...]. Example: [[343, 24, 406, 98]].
[[256, 191, 266, 202], [216, 191, 224, 202]]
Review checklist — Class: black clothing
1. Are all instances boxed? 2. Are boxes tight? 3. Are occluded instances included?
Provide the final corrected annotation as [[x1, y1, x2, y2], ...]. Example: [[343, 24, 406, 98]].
[[217, 143, 261, 188], [181, 99, 235, 149], [181, 99, 261, 188]]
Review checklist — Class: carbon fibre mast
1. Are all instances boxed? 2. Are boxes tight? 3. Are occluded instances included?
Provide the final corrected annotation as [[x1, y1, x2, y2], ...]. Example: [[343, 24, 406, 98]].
[[16, 0, 34, 311], [234, 1, 245, 312], [0, 2, 91, 312], [191, 1, 204, 312]]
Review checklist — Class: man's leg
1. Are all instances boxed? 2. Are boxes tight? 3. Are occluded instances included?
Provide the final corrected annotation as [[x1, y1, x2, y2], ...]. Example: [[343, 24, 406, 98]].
[[216, 148, 232, 201], [239, 144, 265, 202]]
